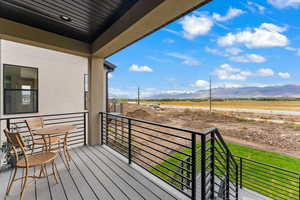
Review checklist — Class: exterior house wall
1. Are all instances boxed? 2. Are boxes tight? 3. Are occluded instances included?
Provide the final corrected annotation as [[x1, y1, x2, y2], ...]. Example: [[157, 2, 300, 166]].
[[0, 40, 88, 116], [0, 40, 89, 150]]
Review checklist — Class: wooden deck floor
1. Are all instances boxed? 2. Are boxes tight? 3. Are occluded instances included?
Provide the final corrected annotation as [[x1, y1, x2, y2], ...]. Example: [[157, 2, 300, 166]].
[[0, 145, 180, 200]]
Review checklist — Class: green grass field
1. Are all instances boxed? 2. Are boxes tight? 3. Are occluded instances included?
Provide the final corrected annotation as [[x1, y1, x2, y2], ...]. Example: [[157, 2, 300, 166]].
[[149, 142, 300, 199]]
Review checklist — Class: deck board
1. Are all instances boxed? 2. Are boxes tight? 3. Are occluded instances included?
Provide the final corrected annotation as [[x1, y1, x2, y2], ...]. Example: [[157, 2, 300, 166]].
[[0, 145, 181, 200], [95, 146, 179, 200], [87, 146, 161, 200]]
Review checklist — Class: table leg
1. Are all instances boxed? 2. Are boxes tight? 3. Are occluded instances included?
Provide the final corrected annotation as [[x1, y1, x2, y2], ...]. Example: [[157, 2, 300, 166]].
[[63, 131, 71, 170]]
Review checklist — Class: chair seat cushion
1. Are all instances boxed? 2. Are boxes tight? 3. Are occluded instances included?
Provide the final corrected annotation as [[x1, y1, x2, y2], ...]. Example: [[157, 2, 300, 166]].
[[33, 136, 60, 145], [16, 152, 57, 168]]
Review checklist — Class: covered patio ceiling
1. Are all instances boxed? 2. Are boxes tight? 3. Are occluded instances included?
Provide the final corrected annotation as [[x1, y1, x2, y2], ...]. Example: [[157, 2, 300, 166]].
[[0, 0, 211, 57]]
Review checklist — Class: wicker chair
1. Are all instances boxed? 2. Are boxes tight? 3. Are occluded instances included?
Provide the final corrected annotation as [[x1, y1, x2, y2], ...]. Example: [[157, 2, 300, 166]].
[[25, 117, 60, 153], [4, 129, 59, 200]]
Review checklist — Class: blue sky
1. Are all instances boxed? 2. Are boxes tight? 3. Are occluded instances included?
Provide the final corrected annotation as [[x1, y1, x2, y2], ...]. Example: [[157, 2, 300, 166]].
[[107, 0, 300, 98]]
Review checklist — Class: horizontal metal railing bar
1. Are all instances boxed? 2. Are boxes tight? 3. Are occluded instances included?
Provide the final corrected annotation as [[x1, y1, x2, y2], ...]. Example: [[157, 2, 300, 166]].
[[103, 112, 203, 136], [131, 132, 192, 157], [118, 152, 193, 199], [44, 115, 84, 121], [11, 119, 84, 129], [129, 121, 192, 141], [105, 140, 128, 156], [241, 161, 300, 180], [105, 132, 193, 175], [242, 170, 299, 192], [45, 121, 84, 127], [131, 148, 192, 182], [243, 171, 299, 193], [106, 125, 129, 136], [243, 175, 298, 198], [215, 149, 237, 173], [245, 184, 291, 200], [205, 153, 212, 161], [214, 145, 237, 171], [130, 153, 192, 189], [127, 126, 190, 149], [235, 155, 300, 176], [214, 161, 236, 181], [130, 141, 192, 173], [215, 130, 238, 167], [214, 154, 237, 176], [106, 118, 193, 143], [12, 115, 84, 125], [0, 112, 87, 120], [242, 164, 299, 184], [103, 127, 192, 165], [44, 119, 84, 125], [243, 178, 298, 200]]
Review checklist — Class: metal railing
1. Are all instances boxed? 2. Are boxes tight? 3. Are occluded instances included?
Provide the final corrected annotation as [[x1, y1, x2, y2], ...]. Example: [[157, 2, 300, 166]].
[[0, 112, 88, 154], [236, 155, 300, 200], [100, 112, 238, 200]]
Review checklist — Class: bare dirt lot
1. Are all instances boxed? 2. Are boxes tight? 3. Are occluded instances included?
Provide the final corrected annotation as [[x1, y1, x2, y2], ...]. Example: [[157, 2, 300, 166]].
[[122, 104, 300, 158]]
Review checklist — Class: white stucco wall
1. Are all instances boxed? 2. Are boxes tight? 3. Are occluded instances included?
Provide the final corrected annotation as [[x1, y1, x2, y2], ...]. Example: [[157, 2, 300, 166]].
[[0, 40, 88, 117]]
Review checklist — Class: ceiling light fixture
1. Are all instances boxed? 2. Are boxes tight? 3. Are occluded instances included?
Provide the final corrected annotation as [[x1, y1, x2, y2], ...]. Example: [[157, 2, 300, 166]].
[[60, 15, 72, 22]]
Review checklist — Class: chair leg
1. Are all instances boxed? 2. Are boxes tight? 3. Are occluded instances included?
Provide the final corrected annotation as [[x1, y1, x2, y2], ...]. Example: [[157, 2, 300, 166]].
[[6, 167, 18, 195], [20, 167, 28, 200], [31, 144, 35, 155], [52, 161, 59, 184]]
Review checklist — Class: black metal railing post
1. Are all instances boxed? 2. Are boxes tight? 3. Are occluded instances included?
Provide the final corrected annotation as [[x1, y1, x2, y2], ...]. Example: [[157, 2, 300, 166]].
[[236, 162, 239, 200], [100, 112, 103, 145], [239, 157, 243, 189], [83, 112, 87, 145], [6, 119, 10, 131], [191, 133, 197, 200], [210, 130, 215, 199], [128, 118, 132, 165], [200, 134, 206, 200], [226, 149, 230, 200], [105, 113, 108, 145]]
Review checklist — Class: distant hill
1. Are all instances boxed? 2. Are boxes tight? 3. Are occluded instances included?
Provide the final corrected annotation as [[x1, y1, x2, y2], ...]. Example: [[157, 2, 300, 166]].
[[149, 84, 300, 99]]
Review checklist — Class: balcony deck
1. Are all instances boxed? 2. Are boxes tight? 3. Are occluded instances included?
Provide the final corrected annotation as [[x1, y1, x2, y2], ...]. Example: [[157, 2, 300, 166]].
[[0, 145, 181, 200]]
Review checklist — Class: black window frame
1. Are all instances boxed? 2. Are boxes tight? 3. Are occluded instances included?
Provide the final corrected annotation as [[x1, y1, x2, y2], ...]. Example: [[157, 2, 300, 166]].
[[3, 64, 39, 115]]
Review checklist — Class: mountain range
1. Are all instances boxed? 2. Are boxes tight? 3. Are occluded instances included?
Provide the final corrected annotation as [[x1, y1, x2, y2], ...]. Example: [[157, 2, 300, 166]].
[[149, 84, 300, 99]]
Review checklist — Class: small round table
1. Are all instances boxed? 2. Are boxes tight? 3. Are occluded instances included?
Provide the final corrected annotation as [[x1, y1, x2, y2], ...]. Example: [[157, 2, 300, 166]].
[[34, 125, 77, 169]]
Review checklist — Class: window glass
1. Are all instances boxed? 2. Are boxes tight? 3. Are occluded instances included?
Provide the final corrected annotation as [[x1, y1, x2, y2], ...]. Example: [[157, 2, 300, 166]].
[[3, 65, 38, 114]]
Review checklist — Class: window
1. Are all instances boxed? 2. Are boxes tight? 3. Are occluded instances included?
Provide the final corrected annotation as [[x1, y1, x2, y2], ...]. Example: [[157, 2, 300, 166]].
[[3, 64, 38, 114]]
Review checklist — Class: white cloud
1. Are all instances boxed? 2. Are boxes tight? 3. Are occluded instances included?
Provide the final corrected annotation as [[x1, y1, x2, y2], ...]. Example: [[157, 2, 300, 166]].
[[257, 68, 274, 76], [268, 0, 300, 8], [247, 1, 266, 14], [205, 47, 243, 57], [230, 54, 267, 63], [108, 73, 113, 79], [164, 28, 180, 36], [129, 64, 153, 72], [214, 64, 252, 80], [205, 47, 225, 56], [180, 15, 213, 39], [218, 23, 289, 48], [225, 47, 243, 55], [167, 53, 200, 66], [194, 80, 209, 88], [278, 72, 291, 79], [285, 46, 300, 56], [212, 8, 245, 22], [163, 38, 175, 43]]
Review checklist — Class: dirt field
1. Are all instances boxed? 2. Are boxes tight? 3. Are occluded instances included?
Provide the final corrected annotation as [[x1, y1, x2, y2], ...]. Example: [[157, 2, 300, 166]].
[[142, 100, 300, 111], [122, 103, 300, 158]]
